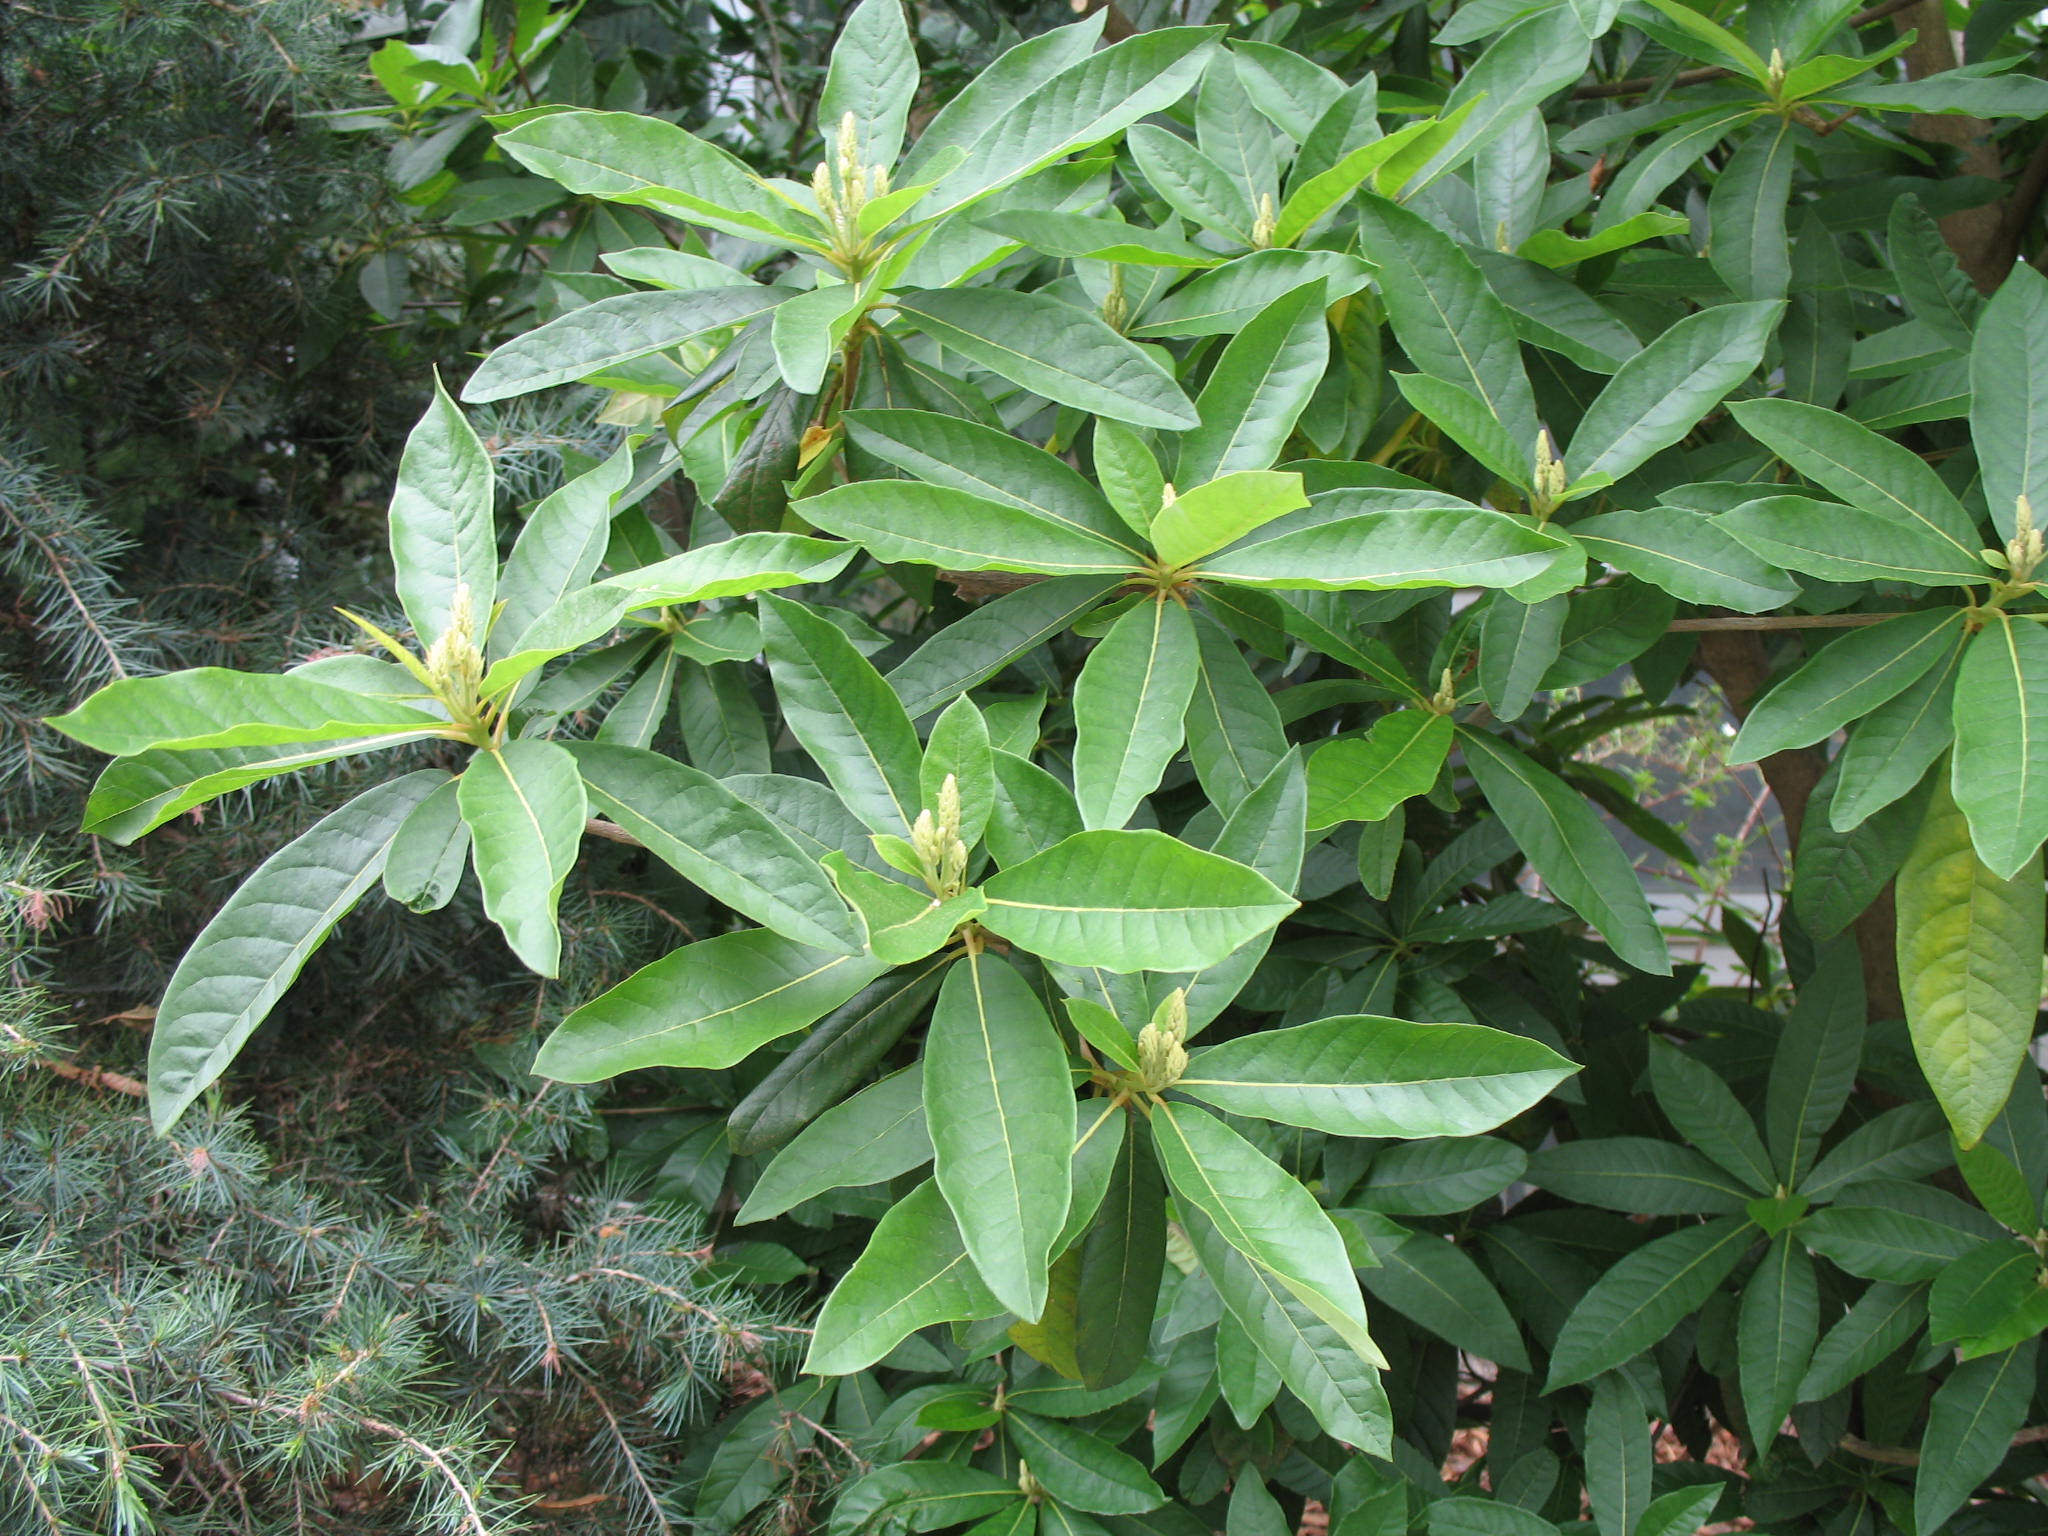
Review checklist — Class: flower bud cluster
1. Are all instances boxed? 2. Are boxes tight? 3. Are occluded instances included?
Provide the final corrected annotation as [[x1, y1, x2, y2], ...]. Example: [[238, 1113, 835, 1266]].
[[425, 582, 486, 723], [812, 112, 890, 271], [1532, 428, 1568, 517], [910, 773, 969, 898], [1134, 988, 1189, 1092], [2009, 495, 2043, 585]]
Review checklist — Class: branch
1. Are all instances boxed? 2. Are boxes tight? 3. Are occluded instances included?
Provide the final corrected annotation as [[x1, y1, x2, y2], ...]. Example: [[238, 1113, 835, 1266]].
[[1666, 612, 1913, 631], [1841, 1423, 2048, 1467]]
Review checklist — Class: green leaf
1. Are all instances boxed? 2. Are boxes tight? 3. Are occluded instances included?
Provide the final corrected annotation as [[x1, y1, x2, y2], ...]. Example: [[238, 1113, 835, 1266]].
[[570, 742, 863, 953], [1830, 615, 1963, 831], [1152, 1099, 1383, 1369], [1152, 472, 1311, 570], [977, 210, 1216, 268], [738, 1061, 934, 1223], [1305, 711, 1452, 828], [1134, 250, 1374, 339], [1354, 194, 1539, 458], [1803, 1104, 1950, 1198], [678, 660, 773, 777], [146, 771, 448, 1133], [921, 696, 995, 851], [1474, 251, 1643, 375], [1915, 1340, 2040, 1535], [1072, 598, 1201, 830], [1183, 613, 1289, 815], [534, 932, 884, 1080], [926, 948, 1076, 1319], [1952, 615, 2048, 879], [888, 577, 1123, 720], [1197, 505, 1569, 591], [463, 286, 790, 403], [1178, 287, 1329, 486], [1525, 1137, 1753, 1215], [1074, 1112, 1166, 1389], [761, 593, 925, 836], [1649, 1039, 1775, 1193], [1281, 111, 1470, 240], [1639, 0, 1770, 77], [844, 409, 1135, 547], [1800, 1186, 2001, 1281], [492, 442, 635, 660], [800, 480, 1139, 577], [1718, 496, 1989, 587], [1970, 264, 2048, 539], [1928, 1241, 2041, 1346], [987, 751, 1084, 869], [495, 110, 811, 245], [1795, 754, 1932, 942], [826, 853, 987, 963], [1797, 1281, 1925, 1402], [1727, 610, 1965, 765], [1006, 1413, 1163, 1515], [380, 777, 470, 913], [1897, 765, 2045, 1147], [772, 281, 866, 394], [1585, 1374, 1651, 1536], [1181, 1014, 1576, 1136], [1595, 106, 1749, 229], [1350, 1136, 1526, 1216], [80, 735, 436, 845], [389, 377, 496, 646], [1564, 301, 1780, 486], [1478, 595, 1567, 720], [1517, 209, 1687, 267], [1764, 942, 1865, 1188], [1126, 123, 1257, 242], [806, 1178, 1005, 1374], [1707, 120, 1796, 302], [1545, 1217, 1755, 1390], [1393, 373, 1528, 485], [1738, 1233, 1818, 1456], [1405, 8, 1590, 192], [980, 829, 1297, 973], [1727, 396, 1980, 554], [819, 0, 916, 168], [1458, 728, 1670, 974], [895, 289, 1197, 430], [1178, 1200, 1391, 1451], [1887, 194, 1982, 352], [1197, 51, 1280, 208], [485, 534, 859, 696], [458, 739, 586, 976], [1064, 997, 1139, 1072], [910, 26, 1221, 222], [50, 669, 441, 758], [1093, 420, 1167, 537], [728, 959, 949, 1156], [1568, 509, 1797, 612], [1355, 1227, 1530, 1370]]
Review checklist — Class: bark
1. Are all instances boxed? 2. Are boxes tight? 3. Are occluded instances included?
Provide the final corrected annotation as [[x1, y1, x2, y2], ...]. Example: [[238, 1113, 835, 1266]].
[[1695, 629, 1905, 1022]]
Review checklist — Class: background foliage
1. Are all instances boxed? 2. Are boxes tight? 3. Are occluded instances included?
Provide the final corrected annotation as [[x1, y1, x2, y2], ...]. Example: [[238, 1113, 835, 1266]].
[[10, 0, 2048, 1532]]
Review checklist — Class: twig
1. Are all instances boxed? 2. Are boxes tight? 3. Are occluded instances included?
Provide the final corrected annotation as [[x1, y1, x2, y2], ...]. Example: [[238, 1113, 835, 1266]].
[[590, 889, 698, 941], [1571, 0, 1924, 99], [584, 817, 644, 847]]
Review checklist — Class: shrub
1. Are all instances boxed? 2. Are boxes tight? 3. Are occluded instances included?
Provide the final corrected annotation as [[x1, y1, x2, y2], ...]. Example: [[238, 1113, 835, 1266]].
[[39, 0, 2048, 1531]]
